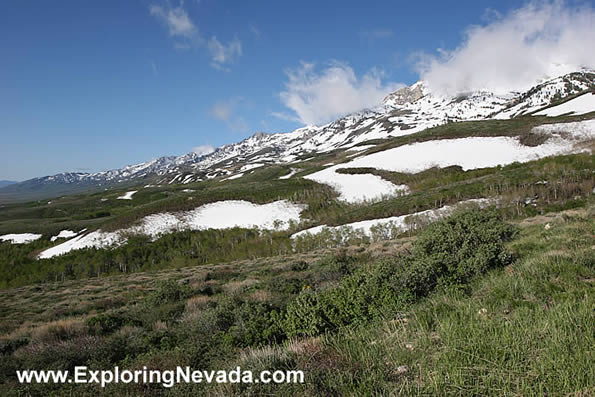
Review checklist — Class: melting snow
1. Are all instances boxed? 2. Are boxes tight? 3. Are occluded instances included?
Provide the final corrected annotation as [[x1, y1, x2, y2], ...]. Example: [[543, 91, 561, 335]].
[[0, 233, 42, 244], [292, 199, 490, 239], [533, 93, 595, 117], [532, 119, 595, 139], [224, 173, 244, 181], [50, 230, 78, 242], [240, 163, 263, 172], [117, 191, 137, 200], [304, 166, 409, 203], [38, 200, 306, 258], [344, 123, 593, 174], [279, 168, 298, 180], [39, 231, 123, 259]]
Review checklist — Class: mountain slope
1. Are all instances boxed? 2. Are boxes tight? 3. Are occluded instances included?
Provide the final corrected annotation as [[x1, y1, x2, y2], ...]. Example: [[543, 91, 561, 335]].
[[2, 70, 594, 203]]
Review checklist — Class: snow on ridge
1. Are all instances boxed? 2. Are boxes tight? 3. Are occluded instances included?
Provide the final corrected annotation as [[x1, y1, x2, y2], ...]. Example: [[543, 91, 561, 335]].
[[533, 93, 595, 117], [0, 233, 42, 244], [38, 200, 306, 259], [117, 191, 137, 200], [291, 198, 491, 239]]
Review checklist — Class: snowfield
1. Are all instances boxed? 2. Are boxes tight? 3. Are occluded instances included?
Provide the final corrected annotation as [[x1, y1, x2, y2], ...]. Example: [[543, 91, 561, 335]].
[[532, 119, 595, 139], [533, 93, 595, 117], [38, 200, 306, 258], [304, 166, 409, 203], [292, 199, 491, 239], [39, 231, 123, 259], [132, 200, 306, 237], [341, 121, 594, 174], [0, 233, 42, 244], [117, 191, 137, 200], [50, 230, 79, 242], [301, 120, 594, 204]]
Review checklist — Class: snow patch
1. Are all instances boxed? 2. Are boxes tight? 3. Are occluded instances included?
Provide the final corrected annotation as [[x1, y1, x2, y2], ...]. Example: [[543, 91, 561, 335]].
[[345, 124, 593, 174], [292, 199, 490, 239], [221, 173, 244, 181], [304, 165, 409, 203], [0, 233, 42, 244], [279, 168, 298, 180], [38, 200, 306, 258], [39, 231, 123, 259], [50, 230, 78, 242], [117, 191, 137, 200], [533, 93, 595, 117], [240, 163, 263, 172]]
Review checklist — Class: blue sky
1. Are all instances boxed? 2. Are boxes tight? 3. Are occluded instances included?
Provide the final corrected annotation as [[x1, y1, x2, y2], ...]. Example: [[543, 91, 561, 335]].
[[1, 0, 593, 181]]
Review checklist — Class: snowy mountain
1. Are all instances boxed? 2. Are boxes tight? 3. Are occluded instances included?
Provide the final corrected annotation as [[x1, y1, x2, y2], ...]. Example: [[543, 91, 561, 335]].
[[2, 70, 594, 201]]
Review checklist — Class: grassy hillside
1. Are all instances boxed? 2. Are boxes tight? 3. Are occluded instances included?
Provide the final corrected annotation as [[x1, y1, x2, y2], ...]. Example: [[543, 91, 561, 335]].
[[0, 114, 593, 395], [0, 204, 592, 395]]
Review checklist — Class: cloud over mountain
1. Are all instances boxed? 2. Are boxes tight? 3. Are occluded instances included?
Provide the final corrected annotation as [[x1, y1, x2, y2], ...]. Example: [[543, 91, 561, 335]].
[[279, 61, 403, 125], [416, 0, 595, 95]]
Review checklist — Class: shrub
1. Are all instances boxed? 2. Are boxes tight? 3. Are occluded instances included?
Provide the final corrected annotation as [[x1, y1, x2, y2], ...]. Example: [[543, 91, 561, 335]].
[[85, 314, 124, 335], [144, 280, 192, 307], [403, 208, 517, 295], [283, 208, 517, 337]]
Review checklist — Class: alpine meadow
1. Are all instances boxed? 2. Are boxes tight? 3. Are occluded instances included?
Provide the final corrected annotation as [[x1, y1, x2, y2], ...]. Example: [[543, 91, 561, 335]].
[[0, 1, 594, 396]]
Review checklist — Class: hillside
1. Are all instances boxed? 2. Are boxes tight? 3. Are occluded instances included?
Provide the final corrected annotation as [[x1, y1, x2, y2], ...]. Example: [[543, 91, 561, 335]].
[[0, 202, 592, 395], [0, 69, 593, 396]]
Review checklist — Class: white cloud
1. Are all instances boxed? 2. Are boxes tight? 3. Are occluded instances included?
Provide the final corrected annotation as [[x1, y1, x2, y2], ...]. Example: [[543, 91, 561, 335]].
[[149, 3, 196, 38], [416, 0, 595, 95], [192, 145, 215, 156], [208, 37, 242, 69], [149, 2, 242, 69], [209, 98, 249, 133], [278, 61, 403, 125]]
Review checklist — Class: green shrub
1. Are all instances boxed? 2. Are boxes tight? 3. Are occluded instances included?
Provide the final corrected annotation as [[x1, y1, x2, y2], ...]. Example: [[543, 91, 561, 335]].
[[283, 208, 517, 337], [403, 208, 517, 296], [85, 314, 124, 335], [144, 280, 191, 307]]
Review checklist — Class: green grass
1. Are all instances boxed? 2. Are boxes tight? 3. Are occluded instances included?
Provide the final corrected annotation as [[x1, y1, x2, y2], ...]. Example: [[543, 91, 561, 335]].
[[0, 205, 592, 395], [216, 206, 595, 396]]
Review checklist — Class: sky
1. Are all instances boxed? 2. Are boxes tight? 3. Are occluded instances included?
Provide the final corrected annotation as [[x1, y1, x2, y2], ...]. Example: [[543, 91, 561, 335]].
[[1, 0, 594, 181]]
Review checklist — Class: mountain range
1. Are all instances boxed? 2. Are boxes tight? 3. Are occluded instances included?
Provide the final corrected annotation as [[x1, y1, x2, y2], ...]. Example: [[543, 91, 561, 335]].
[[2, 70, 594, 202]]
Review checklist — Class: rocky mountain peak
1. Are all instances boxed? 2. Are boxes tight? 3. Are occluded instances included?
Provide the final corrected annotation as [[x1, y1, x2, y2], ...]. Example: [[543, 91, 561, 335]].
[[383, 82, 425, 106]]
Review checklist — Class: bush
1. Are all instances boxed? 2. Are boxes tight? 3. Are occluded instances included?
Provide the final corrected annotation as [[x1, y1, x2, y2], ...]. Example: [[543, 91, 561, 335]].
[[86, 314, 125, 335], [145, 280, 192, 307], [403, 208, 517, 296], [283, 208, 517, 337]]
